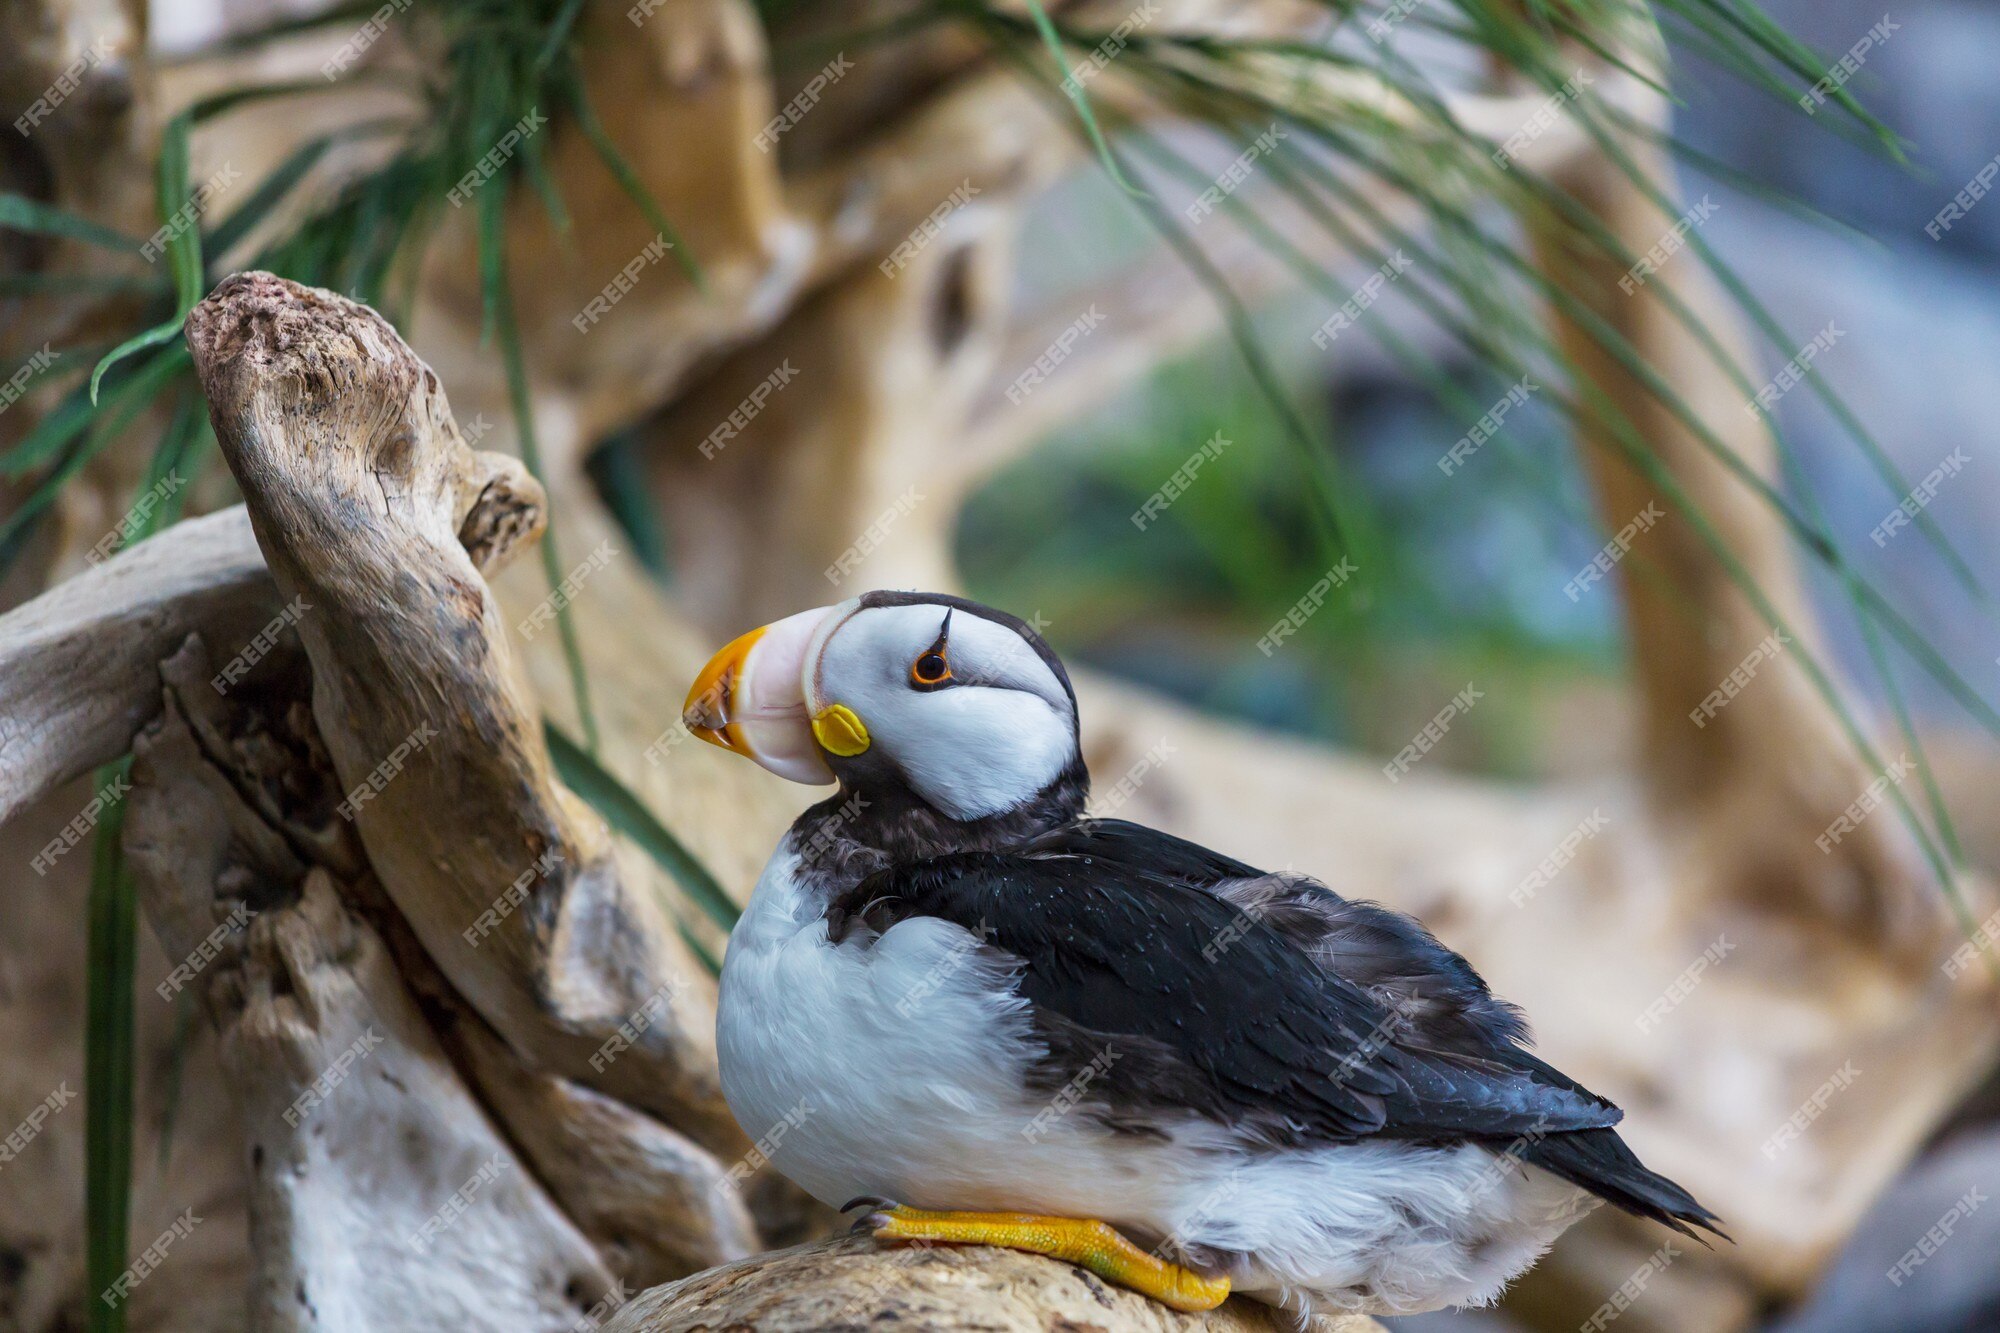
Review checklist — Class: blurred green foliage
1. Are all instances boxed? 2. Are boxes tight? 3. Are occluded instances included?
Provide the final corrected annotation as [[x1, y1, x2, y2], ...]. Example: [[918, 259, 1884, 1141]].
[[957, 328, 1622, 776]]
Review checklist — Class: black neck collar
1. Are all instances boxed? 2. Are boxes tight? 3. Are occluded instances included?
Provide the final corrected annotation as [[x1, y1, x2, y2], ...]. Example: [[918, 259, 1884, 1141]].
[[789, 754, 1090, 890]]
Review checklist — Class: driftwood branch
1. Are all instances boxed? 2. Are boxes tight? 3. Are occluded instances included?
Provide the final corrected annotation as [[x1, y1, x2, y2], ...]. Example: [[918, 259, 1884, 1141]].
[[602, 1235, 1385, 1333], [124, 642, 624, 1330], [182, 271, 742, 1152], [0, 509, 277, 826]]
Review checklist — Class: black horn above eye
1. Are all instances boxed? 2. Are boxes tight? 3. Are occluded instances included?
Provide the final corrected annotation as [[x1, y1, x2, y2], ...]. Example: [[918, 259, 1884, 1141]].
[[859, 591, 1075, 715], [909, 610, 954, 690]]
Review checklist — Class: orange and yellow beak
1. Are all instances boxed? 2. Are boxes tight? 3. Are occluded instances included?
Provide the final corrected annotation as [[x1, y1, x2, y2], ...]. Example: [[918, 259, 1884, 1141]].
[[681, 624, 764, 759], [682, 606, 839, 784]]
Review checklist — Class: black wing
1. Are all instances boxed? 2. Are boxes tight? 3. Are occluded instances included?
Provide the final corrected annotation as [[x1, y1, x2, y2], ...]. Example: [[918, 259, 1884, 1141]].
[[829, 819, 1623, 1148]]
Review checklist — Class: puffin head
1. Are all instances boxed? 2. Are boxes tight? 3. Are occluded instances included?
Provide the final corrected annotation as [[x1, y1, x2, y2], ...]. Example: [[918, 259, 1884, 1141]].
[[682, 592, 1080, 821]]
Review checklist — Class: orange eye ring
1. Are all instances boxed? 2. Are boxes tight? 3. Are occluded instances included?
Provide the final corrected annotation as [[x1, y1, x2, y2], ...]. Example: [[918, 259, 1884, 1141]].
[[910, 650, 952, 686]]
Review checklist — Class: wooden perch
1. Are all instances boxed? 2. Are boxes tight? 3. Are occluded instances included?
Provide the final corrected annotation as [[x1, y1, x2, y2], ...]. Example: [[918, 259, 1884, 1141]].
[[601, 1234, 1386, 1333], [181, 271, 743, 1152]]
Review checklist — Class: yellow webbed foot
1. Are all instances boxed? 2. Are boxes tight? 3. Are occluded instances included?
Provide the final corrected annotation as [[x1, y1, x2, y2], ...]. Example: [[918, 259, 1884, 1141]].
[[857, 1202, 1231, 1313]]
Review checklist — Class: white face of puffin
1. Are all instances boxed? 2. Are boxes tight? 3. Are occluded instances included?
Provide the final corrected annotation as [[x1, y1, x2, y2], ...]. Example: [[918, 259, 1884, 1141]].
[[682, 594, 1078, 820]]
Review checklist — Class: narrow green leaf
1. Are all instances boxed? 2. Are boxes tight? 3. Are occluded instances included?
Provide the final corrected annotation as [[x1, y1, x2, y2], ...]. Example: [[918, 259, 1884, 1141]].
[[544, 722, 740, 939], [90, 114, 204, 404], [534, 0, 591, 71], [1020, 0, 1148, 197], [518, 128, 573, 237], [565, 73, 703, 287], [108, 387, 204, 561], [0, 193, 140, 253], [479, 179, 601, 752], [155, 115, 204, 314], [89, 319, 185, 406], [26, 382, 181, 579], [6, 346, 184, 504], [677, 925, 723, 978], [186, 79, 345, 124], [988, 21, 1360, 570], [1679, 0, 1901, 149], [195, 0, 380, 56], [1777, 435, 1987, 971], [1, 379, 95, 479], [205, 132, 347, 260], [472, 104, 509, 348], [588, 432, 673, 579], [0, 273, 165, 298]]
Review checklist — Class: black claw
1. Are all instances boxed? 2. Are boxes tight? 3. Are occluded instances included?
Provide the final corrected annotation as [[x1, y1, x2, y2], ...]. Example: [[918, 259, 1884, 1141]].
[[840, 1195, 896, 1216]]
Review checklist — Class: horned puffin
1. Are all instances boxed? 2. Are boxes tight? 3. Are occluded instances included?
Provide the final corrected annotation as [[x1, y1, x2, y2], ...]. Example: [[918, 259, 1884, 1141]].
[[685, 591, 1720, 1318]]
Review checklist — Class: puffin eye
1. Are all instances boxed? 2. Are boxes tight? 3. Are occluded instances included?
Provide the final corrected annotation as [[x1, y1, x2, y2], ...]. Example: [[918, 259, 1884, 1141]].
[[910, 608, 955, 689]]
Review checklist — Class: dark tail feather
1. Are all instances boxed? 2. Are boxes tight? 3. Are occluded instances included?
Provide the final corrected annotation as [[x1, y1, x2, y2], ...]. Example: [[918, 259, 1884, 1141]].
[[1523, 1129, 1729, 1242]]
